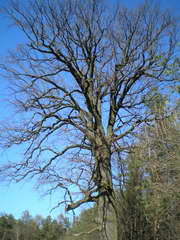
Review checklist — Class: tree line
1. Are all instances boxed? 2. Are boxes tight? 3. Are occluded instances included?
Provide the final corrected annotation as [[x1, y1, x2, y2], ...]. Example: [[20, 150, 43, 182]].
[[0, 210, 68, 240]]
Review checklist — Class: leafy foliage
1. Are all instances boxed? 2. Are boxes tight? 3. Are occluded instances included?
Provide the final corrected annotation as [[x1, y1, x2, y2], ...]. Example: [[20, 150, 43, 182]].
[[0, 212, 67, 240]]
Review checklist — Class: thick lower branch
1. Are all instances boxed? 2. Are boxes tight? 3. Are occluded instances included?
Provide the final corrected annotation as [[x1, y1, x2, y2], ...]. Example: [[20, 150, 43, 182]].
[[66, 193, 98, 211]]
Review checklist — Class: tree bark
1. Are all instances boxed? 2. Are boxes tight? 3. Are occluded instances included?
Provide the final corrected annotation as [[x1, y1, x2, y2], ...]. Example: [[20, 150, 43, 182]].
[[93, 146, 119, 240]]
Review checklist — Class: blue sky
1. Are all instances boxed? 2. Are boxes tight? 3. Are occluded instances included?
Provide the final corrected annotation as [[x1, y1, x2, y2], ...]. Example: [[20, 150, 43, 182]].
[[0, 0, 179, 220]]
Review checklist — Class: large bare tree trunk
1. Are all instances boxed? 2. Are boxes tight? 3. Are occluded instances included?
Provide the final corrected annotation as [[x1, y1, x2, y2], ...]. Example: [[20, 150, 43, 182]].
[[97, 194, 117, 240], [93, 147, 119, 239]]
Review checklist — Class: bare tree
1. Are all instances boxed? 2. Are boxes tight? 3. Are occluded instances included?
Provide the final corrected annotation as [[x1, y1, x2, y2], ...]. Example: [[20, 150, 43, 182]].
[[0, 0, 178, 239]]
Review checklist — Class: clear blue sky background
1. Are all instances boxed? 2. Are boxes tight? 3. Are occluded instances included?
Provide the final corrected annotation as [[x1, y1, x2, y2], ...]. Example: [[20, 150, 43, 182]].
[[0, 0, 179, 220]]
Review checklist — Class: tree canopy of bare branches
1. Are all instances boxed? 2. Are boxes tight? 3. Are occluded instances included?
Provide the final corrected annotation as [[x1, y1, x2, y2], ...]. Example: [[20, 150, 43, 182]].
[[0, 0, 178, 239]]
